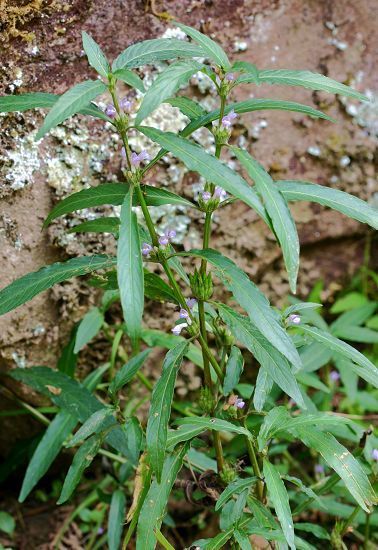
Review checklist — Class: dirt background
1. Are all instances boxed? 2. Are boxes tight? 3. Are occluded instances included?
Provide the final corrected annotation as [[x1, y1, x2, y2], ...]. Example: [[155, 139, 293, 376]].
[[0, 0, 377, 450]]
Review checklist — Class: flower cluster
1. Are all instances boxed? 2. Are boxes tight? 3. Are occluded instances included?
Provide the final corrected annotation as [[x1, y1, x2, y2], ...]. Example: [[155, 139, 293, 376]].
[[200, 186, 227, 204], [171, 298, 197, 336], [224, 394, 245, 411], [158, 228, 176, 247], [221, 109, 238, 129], [105, 97, 133, 118]]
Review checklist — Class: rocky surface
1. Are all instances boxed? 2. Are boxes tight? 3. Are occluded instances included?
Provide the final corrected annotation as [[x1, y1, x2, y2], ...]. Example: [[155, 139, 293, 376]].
[[0, 0, 377, 447]]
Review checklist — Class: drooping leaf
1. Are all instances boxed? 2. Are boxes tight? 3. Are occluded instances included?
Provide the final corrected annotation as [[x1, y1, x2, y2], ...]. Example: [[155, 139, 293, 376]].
[[294, 523, 330, 541], [174, 22, 231, 70], [19, 410, 77, 503], [66, 408, 114, 447], [68, 217, 120, 234], [253, 366, 273, 412], [258, 407, 290, 451], [0, 255, 116, 316], [123, 417, 143, 465], [136, 60, 202, 124], [234, 148, 300, 293], [165, 96, 208, 120], [74, 307, 104, 353], [283, 475, 323, 507], [175, 416, 253, 439], [57, 325, 78, 377], [139, 127, 269, 224], [43, 183, 194, 227], [57, 434, 102, 504], [263, 459, 295, 549], [223, 346, 244, 395], [238, 68, 368, 101], [113, 68, 145, 92], [136, 444, 188, 550], [293, 426, 377, 511], [233, 530, 252, 550], [36, 80, 107, 139], [112, 38, 205, 71], [330, 302, 377, 331], [279, 180, 378, 230], [144, 272, 179, 304], [117, 188, 144, 344], [82, 31, 110, 78], [218, 304, 304, 406], [215, 477, 258, 511], [109, 349, 151, 395], [299, 324, 378, 387], [108, 489, 126, 550], [146, 342, 188, 481]]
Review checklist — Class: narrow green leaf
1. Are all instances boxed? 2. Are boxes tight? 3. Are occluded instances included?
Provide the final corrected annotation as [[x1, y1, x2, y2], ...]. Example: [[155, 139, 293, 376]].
[[330, 303, 377, 331], [174, 22, 231, 70], [136, 60, 202, 124], [293, 426, 377, 511], [82, 31, 110, 78], [234, 148, 299, 293], [36, 80, 107, 140], [223, 346, 244, 395], [19, 410, 77, 502], [294, 523, 330, 541], [57, 435, 102, 503], [295, 371, 330, 393], [146, 342, 188, 480], [0, 255, 115, 316], [113, 68, 145, 92], [233, 530, 252, 550], [218, 304, 304, 406], [0, 512, 15, 536], [108, 489, 126, 550], [117, 188, 144, 343], [299, 324, 378, 387], [74, 307, 104, 353], [123, 417, 143, 464], [283, 302, 322, 318], [155, 529, 175, 550], [57, 325, 78, 377], [253, 366, 273, 412], [165, 96, 207, 120], [175, 416, 253, 439], [166, 425, 205, 450], [144, 272, 179, 304], [141, 328, 203, 367], [283, 476, 323, 507], [0, 92, 57, 112], [216, 477, 257, 511], [136, 444, 188, 549], [112, 38, 205, 71], [263, 460, 295, 549], [68, 217, 120, 234], [279, 180, 378, 230], [110, 349, 151, 395], [43, 183, 194, 228], [66, 408, 113, 447], [331, 292, 368, 313], [256, 69, 368, 101], [139, 127, 269, 224], [332, 326, 378, 344], [299, 342, 332, 373], [258, 407, 289, 451]]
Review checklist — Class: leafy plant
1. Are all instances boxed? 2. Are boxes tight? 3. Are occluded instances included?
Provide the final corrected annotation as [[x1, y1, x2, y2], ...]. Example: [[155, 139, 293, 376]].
[[1, 22, 377, 549]]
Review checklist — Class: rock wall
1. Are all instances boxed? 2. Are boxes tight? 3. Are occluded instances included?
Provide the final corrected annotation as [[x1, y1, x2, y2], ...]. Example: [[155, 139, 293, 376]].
[[0, 0, 377, 447]]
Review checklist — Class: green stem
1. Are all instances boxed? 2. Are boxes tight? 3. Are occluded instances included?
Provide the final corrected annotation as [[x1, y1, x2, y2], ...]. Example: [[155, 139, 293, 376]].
[[340, 505, 360, 537], [364, 511, 370, 550], [242, 418, 264, 501]]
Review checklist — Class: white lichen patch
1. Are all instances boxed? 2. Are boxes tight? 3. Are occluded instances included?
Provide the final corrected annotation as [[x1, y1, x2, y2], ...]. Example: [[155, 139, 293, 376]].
[[2, 132, 40, 190]]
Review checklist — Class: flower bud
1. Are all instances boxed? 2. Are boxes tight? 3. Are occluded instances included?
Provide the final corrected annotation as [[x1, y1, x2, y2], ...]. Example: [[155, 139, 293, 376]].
[[330, 370, 340, 382], [288, 313, 301, 325], [225, 72, 235, 82], [221, 109, 237, 128], [372, 449, 378, 461], [158, 235, 169, 247], [199, 387, 216, 414], [120, 97, 133, 112], [141, 242, 153, 257], [105, 103, 117, 118], [189, 269, 213, 301]]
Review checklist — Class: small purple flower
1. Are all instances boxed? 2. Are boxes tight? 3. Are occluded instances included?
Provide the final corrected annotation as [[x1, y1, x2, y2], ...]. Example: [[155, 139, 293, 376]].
[[225, 73, 235, 82], [315, 464, 324, 474], [120, 97, 133, 112], [138, 150, 150, 162], [97, 527, 104, 535], [221, 109, 237, 129], [186, 298, 197, 309], [166, 229, 176, 240], [214, 186, 227, 201], [141, 242, 153, 256], [105, 103, 117, 118], [288, 314, 301, 325], [121, 147, 126, 158], [372, 449, 378, 461], [158, 235, 169, 246], [235, 398, 245, 409], [201, 191, 212, 202], [330, 370, 340, 382], [179, 308, 189, 319], [172, 322, 187, 336], [131, 150, 150, 167]]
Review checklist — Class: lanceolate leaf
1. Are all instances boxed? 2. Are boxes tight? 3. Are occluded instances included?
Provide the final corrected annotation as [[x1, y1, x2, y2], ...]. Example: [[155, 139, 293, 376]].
[[136, 445, 188, 550], [218, 304, 304, 406], [234, 148, 300, 293], [175, 416, 253, 439], [112, 38, 205, 71], [174, 22, 231, 70], [144, 272, 179, 304], [136, 60, 202, 124], [140, 329, 203, 367], [109, 349, 151, 395], [66, 408, 114, 447], [223, 346, 244, 395], [113, 68, 145, 92], [82, 31, 110, 78], [74, 307, 104, 353], [57, 325, 78, 377], [181, 249, 301, 369], [108, 490, 126, 550], [263, 460, 295, 549], [57, 434, 102, 504], [19, 410, 77, 502], [36, 80, 107, 140], [68, 217, 120, 234], [299, 324, 378, 387], [139, 127, 269, 225], [165, 96, 208, 120], [0, 255, 116, 316], [253, 366, 273, 412], [43, 183, 195, 227], [117, 188, 144, 343], [166, 425, 205, 450], [215, 477, 258, 511], [293, 426, 377, 511], [146, 342, 188, 481], [279, 180, 378, 230], [0, 92, 57, 112]]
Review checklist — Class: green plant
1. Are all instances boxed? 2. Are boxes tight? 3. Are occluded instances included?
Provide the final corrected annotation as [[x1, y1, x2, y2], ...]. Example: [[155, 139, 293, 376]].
[[0, 22, 377, 549]]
